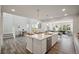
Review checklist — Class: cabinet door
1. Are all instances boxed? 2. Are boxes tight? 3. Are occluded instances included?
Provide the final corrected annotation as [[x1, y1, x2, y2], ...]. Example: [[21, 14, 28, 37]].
[[32, 39, 42, 54], [26, 37, 32, 52], [47, 37, 52, 50], [41, 39, 47, 53], [33, 39, 47, 54], [52, 34, 58, 46]]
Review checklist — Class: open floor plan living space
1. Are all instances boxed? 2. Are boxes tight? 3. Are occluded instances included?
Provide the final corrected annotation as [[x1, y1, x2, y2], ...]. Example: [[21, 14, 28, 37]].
[[0, 5, 79, 54]]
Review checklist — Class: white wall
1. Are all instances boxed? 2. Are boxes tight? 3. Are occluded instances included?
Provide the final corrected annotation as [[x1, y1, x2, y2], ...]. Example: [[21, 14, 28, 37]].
[[73, 16, 79, 35], [0, 5, 1, 53], [73, 15, 79, 53], [14, 15, 41, 33], [3, 12, 41, 34], [3, 13, 13, 34], [0, 6, 3, 53], [0, 6, 1, 34]]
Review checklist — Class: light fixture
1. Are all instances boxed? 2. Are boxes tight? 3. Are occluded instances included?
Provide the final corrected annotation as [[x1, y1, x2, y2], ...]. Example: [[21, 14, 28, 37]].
[[49, 17, 54, 18], [47, 24, 48, 26], [62, 8, 66, 12], [64, 14, 68, 16], [36, 8, 40, 19], [11, 9, 15, 12]]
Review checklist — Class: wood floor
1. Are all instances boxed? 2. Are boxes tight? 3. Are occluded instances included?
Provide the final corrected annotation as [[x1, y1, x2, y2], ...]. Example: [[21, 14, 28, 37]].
[[47, 35, 76, 54], [1, 35, 76, 54], [1, 37, 31, 54]]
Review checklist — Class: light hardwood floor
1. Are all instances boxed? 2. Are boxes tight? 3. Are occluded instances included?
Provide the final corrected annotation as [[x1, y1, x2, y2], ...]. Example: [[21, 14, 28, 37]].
[[1, 35, 76, 54]]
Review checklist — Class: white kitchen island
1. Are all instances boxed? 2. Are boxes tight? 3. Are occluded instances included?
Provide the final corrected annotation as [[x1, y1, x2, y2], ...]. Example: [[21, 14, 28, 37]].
[[26, 33, 58, 54]]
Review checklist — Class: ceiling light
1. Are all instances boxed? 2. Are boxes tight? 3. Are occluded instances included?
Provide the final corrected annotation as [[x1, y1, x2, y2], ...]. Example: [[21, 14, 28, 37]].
[[64, 14, 68, 16], [50, 17, 54, 18], [11, 9, 15, 12], [47, 24, 48, 26], [62, 8, 66, 12]]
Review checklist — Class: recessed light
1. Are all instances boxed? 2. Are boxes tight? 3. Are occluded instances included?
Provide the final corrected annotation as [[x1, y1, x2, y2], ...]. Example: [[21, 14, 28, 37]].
[[11, 9, 15, 12], [62, 8, 66, 12], [47, 24, 48, 26], [64, 14, 68, 16], [50, 17, 54, 18]]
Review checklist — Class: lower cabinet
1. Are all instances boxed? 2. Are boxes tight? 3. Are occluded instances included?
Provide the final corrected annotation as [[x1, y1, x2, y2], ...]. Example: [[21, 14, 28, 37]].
[[52, 34, 58, 46], [41, 39, 47, 53], [26, 37, 32, 52], [26, 35, 57, 54], [26, 37, 47, 54], [32, 39, 47, 54]]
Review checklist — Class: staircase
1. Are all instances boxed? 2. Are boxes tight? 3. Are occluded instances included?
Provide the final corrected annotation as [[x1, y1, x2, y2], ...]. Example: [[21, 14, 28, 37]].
[[3, 33, 14, 39]]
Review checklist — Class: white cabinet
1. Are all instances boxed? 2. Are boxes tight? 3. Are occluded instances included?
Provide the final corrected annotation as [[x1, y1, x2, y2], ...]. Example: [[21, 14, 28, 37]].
[[52, 34, 58, 46], [26, 34, 58, 54], [33, 39, 42, 54], [41, 39, 47, 53], [26, 37, 32, 52], [32, 38, 47, 54], [26, 37, 47, 54]]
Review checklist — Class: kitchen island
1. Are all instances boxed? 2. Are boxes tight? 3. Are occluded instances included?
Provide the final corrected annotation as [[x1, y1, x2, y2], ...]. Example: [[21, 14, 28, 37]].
[[25, 33, 58, 54]]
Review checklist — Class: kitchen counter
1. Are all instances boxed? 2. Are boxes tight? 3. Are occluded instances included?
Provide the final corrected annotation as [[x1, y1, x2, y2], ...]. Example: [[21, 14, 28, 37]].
[[26, 33, 52, 40], [25, 32, 58, 54]]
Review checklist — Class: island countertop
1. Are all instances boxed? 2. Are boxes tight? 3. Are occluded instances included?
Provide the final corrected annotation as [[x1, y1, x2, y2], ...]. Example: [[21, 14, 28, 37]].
[[26, 33, 52, 40]]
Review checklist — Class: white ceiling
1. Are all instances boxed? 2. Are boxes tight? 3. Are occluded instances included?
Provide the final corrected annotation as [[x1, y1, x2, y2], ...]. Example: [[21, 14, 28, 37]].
[[2, 5, 79, 21]]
